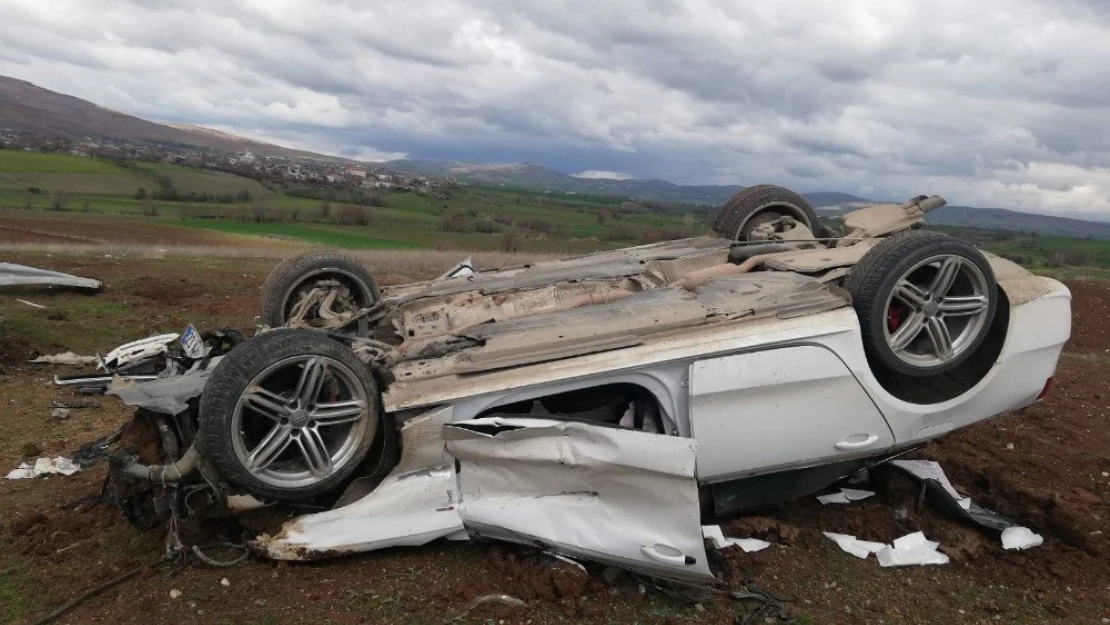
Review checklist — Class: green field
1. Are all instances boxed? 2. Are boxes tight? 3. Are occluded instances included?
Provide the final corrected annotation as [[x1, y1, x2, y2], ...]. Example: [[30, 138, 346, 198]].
[[0, 150, 269, 200], [4, 148, 1110, 269]]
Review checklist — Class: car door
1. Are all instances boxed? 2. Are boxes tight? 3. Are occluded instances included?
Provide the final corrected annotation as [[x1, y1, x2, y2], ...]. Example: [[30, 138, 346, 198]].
[[443, 417, 715, 583], [689, 345, 894, 482]]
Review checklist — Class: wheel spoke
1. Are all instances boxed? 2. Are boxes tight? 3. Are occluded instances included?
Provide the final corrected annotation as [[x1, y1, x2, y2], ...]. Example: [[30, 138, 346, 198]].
[[938, 295, 988, 316], [246, 425, 293, 472], [889, 310, 926, 351], [928, 257, 961, 298], [894, 280, 929, 309], [293, 358, 328, 407], [296, 429, 333, 477], [311, 400, 366, 426], [243, 387, 292, 421], [924, 317, 954, 361]]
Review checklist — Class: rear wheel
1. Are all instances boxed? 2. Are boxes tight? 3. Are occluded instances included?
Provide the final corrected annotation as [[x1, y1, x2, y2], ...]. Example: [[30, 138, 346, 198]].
[[712, 185, 819, 241], [845, 231, 997, 378], [198, 330, 380, 501], [260, 251, 379, 328]]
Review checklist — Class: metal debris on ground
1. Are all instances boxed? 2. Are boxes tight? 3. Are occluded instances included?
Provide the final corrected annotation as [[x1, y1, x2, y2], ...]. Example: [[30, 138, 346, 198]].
[[702, 525, 771, 552], [884, 459, 1044, 550], [815, 487, 875, 505], [824, 530, 949, 566], [6, 457, 82, 479], [463, 593, 526, 611], [15, 298, 47, 309], [0, 262, 103, 291], [1001, 526, 1045, 550], [29, 351, 98, 366], [51, 398, 101, 410]]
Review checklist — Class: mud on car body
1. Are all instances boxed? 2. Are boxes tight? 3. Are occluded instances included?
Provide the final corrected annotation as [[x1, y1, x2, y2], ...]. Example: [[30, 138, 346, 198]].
[[104, 185, 1071, 582]]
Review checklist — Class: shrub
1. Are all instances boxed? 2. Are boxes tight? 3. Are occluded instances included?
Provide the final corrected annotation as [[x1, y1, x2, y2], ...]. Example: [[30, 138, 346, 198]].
[[333, 205, 374, 226], [473, 216, 503, 234], [440, 211, 468, 232], [500, 229, 523, 252]]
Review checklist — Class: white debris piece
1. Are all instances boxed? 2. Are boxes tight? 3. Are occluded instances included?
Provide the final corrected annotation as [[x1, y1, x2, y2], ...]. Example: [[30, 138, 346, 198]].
[[702, 525, 771, 553], [29, 351, 98, 367], [816, 488, 875, 505], [889, 460, 973, 510], [169, 589, 183, 600], [6, 457, 81, 479], [15, 298, 47, 309], [822, 532, 886, 559], [876, 532, 950, 567], [824, 531, 949, 566], [1001, 526, 1044, 550]]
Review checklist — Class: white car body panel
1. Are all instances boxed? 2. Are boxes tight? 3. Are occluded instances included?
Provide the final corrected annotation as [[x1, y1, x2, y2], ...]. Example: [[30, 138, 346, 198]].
[[689, 345, 894, 481]]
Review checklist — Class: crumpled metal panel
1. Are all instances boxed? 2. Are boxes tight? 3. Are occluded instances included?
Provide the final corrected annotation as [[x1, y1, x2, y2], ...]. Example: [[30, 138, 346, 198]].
[[108, 359, 221, 415], [0, 262, 102, 290], [444, 417, 714, 582], [254, 406, 464, 559]]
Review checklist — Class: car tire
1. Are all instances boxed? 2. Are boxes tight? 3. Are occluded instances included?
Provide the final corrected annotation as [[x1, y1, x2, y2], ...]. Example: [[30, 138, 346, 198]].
[[260, 250, 379, 328], [845, 230, 998, 378], [712, 185, 820, 241], [197, 329, 380, 501]]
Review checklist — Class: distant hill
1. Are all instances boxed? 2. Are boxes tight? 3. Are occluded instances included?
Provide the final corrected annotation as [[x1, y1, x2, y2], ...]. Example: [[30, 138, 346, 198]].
[[384, 159, 750, 204], [0, 76, 334, 160]]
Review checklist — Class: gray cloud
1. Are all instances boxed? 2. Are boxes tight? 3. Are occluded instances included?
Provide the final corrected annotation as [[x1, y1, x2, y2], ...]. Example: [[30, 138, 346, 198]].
[[2, 0, 1109, 215]]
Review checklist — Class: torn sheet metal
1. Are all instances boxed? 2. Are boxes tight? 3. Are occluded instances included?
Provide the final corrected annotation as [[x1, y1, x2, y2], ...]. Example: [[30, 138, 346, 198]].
[[889, 460, 971, 510], [702, 525, 771, 553], [444, 417, 714, 582], [107, 358, 222, 416], [886, 460, 1021, 532], [6, 457, 81, 479], [254, 406, 464, 559], [0, 262, 102, 290]]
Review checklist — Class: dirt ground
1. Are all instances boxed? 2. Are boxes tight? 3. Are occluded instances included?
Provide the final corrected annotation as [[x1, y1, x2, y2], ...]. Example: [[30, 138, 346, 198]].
[[1, 253, 1109, 624], [0, 212, 295, 249]]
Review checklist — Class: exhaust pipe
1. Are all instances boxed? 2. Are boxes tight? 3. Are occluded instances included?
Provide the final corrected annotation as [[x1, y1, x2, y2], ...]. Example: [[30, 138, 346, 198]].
[[117, 444, 200, 483]]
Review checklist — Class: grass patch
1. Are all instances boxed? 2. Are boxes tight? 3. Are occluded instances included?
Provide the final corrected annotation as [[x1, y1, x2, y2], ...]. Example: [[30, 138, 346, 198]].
[[0, 558, 49, 621], [0, 295, 139, 354]]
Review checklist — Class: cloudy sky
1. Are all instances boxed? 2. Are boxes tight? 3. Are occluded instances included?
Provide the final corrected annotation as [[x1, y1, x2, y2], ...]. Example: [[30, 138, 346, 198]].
[[2, 0, 1109, 216]]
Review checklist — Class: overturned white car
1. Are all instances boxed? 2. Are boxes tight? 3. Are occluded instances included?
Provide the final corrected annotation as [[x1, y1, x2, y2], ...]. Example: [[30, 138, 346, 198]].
[[106, 185, 1070, 582]]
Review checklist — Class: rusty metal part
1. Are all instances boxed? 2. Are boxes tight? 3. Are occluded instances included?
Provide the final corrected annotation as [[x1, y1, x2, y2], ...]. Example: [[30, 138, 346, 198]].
[[117, 444, 200, 483], [836, 195, 946, 247]]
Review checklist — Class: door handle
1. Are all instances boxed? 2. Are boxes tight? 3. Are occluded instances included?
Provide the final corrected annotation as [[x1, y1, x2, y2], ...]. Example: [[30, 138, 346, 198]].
[[640, 544, 695, 566], [835, 434, 880, 451]]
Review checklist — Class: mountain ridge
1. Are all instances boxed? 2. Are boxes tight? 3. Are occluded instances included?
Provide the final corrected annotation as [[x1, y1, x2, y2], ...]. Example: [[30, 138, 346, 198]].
[[0, 76, 335, 160]]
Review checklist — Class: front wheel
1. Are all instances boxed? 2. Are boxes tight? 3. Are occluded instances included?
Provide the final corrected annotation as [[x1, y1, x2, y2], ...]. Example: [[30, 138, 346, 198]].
[[197, 329, 380, 501]]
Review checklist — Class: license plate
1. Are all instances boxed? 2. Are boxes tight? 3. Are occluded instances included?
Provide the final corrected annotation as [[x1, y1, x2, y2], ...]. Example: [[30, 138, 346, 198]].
[[181, 324, 207, 359]]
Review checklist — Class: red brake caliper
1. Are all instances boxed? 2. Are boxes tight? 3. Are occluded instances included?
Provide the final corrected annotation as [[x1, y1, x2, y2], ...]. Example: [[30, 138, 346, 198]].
[[887, 304, 905, 333]]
